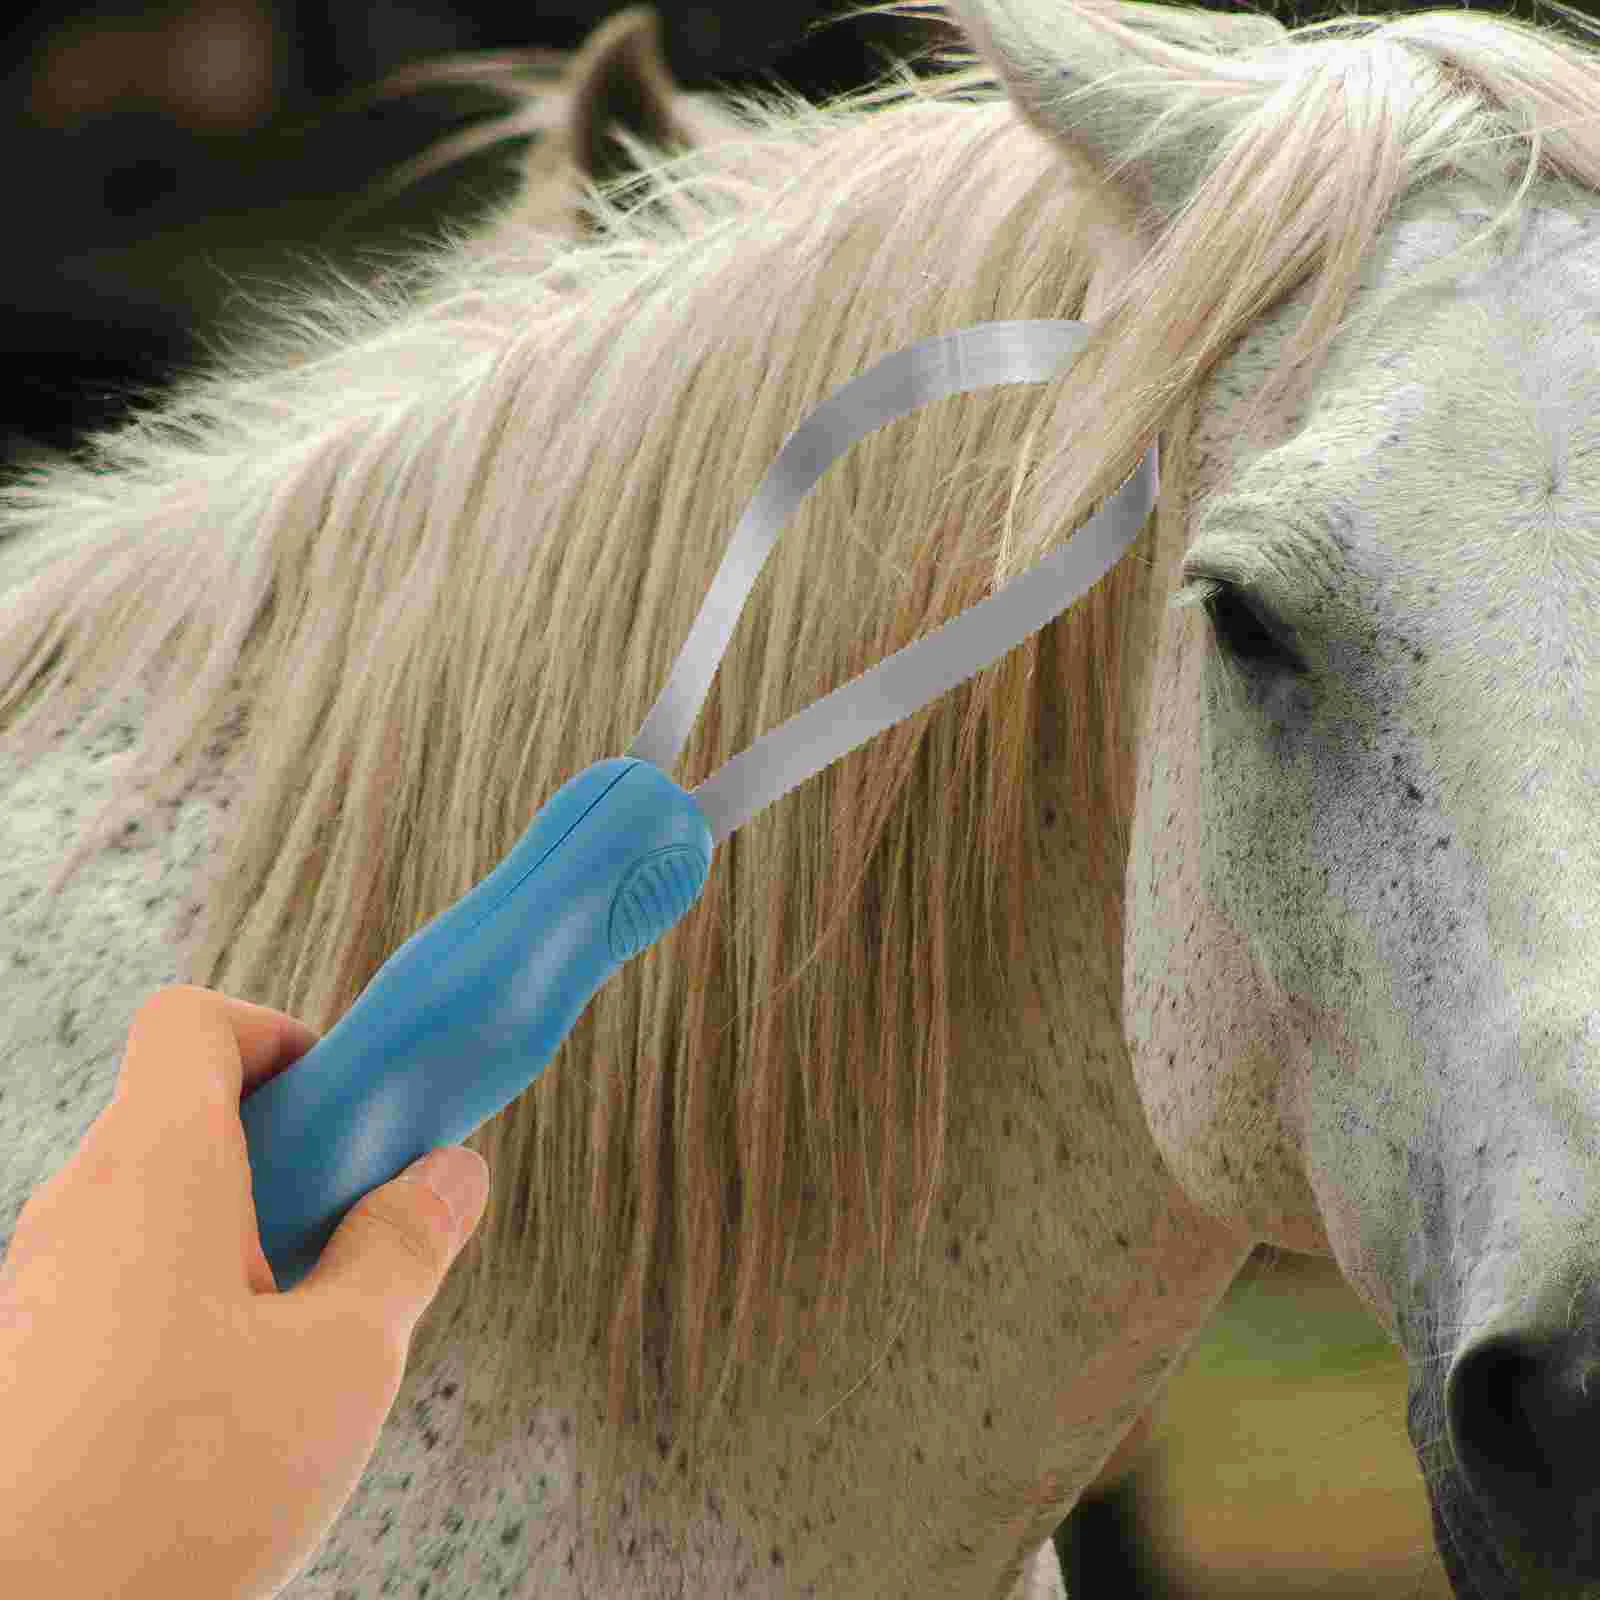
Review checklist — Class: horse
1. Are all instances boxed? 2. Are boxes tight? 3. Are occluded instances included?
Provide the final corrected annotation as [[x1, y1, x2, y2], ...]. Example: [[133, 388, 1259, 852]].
[[5, 0, 1600, 1592]]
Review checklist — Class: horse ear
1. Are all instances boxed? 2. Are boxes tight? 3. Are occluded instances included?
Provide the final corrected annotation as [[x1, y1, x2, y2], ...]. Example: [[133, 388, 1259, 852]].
[[565, 5, 689, 192], [946, 0, 1284, 228]]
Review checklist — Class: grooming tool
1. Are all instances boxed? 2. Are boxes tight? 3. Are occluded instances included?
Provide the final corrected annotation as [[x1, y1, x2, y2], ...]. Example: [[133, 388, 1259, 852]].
[[241, 319, 1158, 1288]]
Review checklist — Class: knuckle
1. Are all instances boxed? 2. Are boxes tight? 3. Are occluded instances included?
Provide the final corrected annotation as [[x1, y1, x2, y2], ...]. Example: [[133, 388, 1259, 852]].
[[136, 983, 210, 1022]]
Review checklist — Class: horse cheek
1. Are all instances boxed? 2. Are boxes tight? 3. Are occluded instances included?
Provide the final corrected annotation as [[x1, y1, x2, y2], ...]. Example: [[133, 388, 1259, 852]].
[[1126, 603, 1329, 1251]]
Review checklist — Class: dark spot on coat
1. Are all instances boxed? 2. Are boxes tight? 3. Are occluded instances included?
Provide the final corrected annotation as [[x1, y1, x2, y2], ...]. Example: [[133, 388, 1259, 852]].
[[983, 1409, 994, 1429], [947, 1238, 961, 1263]]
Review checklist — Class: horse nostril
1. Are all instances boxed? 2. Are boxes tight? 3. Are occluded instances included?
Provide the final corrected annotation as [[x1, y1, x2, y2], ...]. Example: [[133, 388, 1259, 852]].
[[1446, 1331, 1600, 1579], [1449, 1336, 1557, 1492]]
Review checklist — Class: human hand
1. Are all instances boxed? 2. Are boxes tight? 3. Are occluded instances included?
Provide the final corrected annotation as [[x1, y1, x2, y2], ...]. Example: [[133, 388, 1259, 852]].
[[0, 984, 490, 1599]]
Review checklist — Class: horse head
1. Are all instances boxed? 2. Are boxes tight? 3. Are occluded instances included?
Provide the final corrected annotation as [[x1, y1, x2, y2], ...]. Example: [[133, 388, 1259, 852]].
[[955, 2, 1600, 1592]]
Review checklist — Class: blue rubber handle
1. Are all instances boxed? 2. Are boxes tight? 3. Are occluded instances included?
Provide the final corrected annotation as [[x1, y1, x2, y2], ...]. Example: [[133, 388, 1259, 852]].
[[240, 758, 712, 1290]]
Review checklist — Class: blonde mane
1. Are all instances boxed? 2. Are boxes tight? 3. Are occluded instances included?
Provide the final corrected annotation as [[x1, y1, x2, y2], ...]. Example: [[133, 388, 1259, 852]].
[[7, 0, 1600, 1503]]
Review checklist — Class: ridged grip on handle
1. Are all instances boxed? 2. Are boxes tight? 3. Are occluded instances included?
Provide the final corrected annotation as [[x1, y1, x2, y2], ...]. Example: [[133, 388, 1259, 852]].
[[240, 758, 711, 1290]]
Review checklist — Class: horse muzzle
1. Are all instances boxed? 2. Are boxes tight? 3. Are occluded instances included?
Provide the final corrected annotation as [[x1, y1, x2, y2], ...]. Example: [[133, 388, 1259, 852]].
[[1408, 1253, 1600, 1598]]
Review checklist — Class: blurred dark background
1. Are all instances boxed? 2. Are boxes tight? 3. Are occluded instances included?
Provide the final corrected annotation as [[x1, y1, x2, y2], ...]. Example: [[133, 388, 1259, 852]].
[[3, 0, 949, 461], [1, 2, 1587, 1594]]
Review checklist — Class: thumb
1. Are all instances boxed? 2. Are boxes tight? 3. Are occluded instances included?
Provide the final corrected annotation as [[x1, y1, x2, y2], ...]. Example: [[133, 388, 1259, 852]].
[[303, 1147, 490, 1327]]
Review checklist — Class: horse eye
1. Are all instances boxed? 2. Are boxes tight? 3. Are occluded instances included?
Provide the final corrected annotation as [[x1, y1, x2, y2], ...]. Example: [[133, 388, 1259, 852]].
[[1201, 582, 1298, 670]]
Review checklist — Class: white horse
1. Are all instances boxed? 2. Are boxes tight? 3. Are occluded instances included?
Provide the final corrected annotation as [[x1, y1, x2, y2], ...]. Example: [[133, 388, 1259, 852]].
[[6, 0, 1600, 1595]]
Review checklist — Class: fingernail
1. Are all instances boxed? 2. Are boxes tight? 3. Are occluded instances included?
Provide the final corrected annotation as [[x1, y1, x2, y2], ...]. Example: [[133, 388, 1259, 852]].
[[413, 1148, 490, 1240]]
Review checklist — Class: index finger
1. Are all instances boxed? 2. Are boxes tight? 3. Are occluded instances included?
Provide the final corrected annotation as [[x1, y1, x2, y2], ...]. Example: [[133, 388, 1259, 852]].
[[117, 984, 321, 1112], [108, 986, 321, 1287]]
